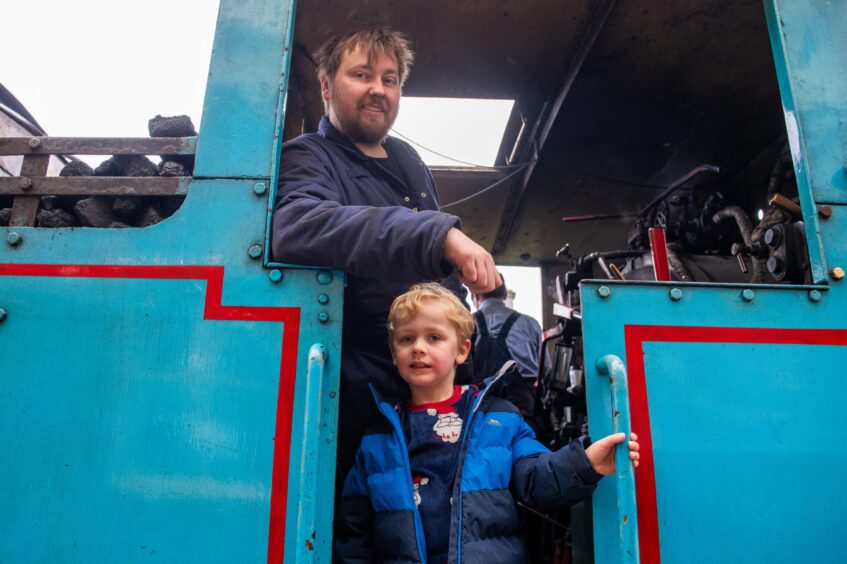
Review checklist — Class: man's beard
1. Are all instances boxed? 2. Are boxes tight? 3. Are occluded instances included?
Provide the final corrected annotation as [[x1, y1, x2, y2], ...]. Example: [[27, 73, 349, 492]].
[[332, 95, 396, 146]]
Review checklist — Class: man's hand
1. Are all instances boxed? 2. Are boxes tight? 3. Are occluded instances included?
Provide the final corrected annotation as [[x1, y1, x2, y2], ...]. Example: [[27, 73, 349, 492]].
[[585, 432, 640, 476], [443, 228, 499, 293]]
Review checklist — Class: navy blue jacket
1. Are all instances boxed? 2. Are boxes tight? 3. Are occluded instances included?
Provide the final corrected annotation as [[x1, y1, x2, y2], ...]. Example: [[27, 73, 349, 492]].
[[272, 117, 464, 344], [335, 364, 602, 563]]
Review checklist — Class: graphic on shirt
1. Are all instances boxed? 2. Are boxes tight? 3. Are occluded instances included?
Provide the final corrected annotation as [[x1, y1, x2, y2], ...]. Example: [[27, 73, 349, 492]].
[[428, 410, 463, 443], [412, 475, 429, 506]]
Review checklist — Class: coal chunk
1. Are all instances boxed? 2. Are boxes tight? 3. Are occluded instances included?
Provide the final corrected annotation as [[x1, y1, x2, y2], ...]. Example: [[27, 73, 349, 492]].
[[159, 196, 185, 217], [59, 160, 94, 177], [37, 209, 78, 228], [94, 155, 158, 177], [148, 115, 196, 137], [149, 115, 196, 174], [159, 160, 189, 177], [74, 197, 118, 227], [138, 205, 164, 227], [112, 196, 143, 219], [0, 208, 11, 226]]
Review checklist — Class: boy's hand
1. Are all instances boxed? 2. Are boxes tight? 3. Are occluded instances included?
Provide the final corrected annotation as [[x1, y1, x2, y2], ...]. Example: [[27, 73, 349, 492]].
[[585, 432, 640, 476]]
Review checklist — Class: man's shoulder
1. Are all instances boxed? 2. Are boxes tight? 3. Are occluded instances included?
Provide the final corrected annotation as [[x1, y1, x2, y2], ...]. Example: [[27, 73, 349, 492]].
[[282, 131, 330, 152]]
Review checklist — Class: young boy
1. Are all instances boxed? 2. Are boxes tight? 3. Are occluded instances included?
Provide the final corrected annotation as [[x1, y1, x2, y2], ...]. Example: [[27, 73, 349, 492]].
[[334, 283, 639, 563]]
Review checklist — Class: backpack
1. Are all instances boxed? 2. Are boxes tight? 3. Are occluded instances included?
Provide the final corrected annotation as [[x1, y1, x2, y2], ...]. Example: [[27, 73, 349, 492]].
[[471, 310, 521, 385]]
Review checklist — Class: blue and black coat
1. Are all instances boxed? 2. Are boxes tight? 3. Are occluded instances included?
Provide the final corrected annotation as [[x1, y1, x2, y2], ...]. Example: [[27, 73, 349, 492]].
[[334, 364, 603, 563]]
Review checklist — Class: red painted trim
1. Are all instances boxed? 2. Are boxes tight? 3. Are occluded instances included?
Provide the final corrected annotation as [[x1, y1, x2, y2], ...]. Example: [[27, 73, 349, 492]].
[[624, 324, 847, 564], [0, 263, 300, 564], [648, 227, 671, 282]]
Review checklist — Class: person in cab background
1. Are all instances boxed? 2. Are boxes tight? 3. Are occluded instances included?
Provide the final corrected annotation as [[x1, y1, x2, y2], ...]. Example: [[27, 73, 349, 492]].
[[472, 273, 542, 416], [334, 283, 639, 563], [271, 28, 500, 486]]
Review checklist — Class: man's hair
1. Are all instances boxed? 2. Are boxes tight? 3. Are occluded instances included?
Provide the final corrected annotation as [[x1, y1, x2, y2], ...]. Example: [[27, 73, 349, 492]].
[[388, 283, 473, 345], [480, 272, 507, 300], [314, 27, 414, 87]]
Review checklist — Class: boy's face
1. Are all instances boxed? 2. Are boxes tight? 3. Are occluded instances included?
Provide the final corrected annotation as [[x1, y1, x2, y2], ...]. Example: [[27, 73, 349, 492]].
[[391, 301, 471, 401]]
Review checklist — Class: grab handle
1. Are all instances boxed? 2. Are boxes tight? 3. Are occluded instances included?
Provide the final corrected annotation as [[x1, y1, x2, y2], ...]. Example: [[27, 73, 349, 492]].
[[596, 354, 639, 562]]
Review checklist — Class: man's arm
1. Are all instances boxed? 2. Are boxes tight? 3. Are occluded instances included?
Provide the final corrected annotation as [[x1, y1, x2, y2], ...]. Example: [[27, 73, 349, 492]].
[[273, 143, 459, 282], [273, 142, 499, 292]]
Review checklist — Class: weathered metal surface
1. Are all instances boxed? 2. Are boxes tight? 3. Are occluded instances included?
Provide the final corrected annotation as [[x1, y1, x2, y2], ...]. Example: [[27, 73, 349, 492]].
[[583, 281, 847, 564], [595, 354, 638, 563], [194, 0, 295, 180], [0, 2, 341, 563], [0, 176, 189, 197], [9, 154, 49, 226], [0, 136, 197, 156]]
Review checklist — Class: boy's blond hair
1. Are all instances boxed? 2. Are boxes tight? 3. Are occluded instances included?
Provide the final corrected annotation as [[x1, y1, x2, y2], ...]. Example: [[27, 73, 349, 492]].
[[387, 283, 473, 345]]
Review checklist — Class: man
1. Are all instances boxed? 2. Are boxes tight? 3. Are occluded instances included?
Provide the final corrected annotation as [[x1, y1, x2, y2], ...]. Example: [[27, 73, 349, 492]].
[[271, 28, 498, 481], [472, 274, 542, 416]]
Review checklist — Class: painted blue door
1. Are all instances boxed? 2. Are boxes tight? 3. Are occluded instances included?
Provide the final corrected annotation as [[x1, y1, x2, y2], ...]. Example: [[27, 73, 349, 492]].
[[583, 2, 847, 562], [1, 1, 342, 562]]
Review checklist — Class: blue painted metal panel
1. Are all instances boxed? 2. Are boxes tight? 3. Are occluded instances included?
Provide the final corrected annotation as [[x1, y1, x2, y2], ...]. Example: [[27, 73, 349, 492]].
[[0, 0, 342, 561], [194, 0, 294, 181], [764, 0, 847, 282], [765, 0, 847, 206], [0, 179, 342, 563], [582, 280, 847, 564]]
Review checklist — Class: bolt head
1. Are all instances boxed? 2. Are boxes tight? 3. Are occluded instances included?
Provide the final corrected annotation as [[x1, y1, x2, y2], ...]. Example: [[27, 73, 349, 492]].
[[28, 137, 42, 149], [318, 312, 330, 323], [253, 182, 267, 195], [831, 267, 845, 281], [818, 205, 832, 220], [268, 269, 283, 283], [0, 308, 7, 323], [669, 288, 683, 301], [19, 177, 33, 190], [808, 290, 823, 302], [317, 271, 333, 285], [6, 232, 22, 247], [247, 244, 263, 259], [597, 286, 611, 298], [318, 293, 329, 305], [741, 289, 755, 302]]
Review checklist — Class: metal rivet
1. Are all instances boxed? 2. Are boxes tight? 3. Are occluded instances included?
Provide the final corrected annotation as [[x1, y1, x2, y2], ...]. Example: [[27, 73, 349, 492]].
[[669, 288, 683, 301], [329, 391, 337, 398], [0, 308, 7, 323], [253, 182, 267, 195], [421, 192, 427, 198], [831, 267, 845, 281], [6, 232, 22, 247], [597, 286, 611, 298], [818, 205, 832, 220], [317, 271, 333, 285], [318, 312, 330, 323], [808, 290, 822, 302], [247, 244, 263, 259], [403, 196, 410, 203], [28, 137, 42, 149], [318, 293, 329, 304], [268, 269, 283, 283], [741, 289, 755, 302], [19, 177, 33, 191]]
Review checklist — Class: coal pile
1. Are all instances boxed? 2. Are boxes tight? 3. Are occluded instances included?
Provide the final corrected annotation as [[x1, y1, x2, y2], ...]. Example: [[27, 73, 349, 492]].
[[0, 115, 194, 229]]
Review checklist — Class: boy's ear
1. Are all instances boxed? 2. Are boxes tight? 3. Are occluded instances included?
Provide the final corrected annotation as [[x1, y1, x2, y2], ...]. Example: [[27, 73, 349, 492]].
[[455, 338, 471, 365]]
